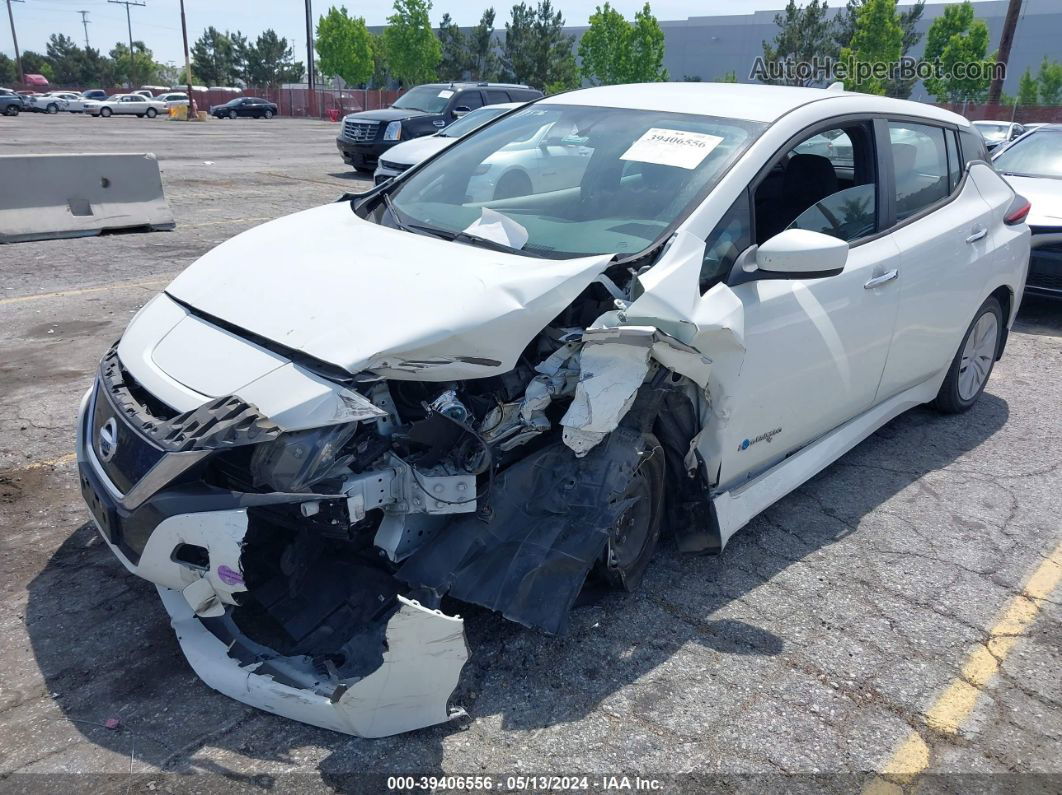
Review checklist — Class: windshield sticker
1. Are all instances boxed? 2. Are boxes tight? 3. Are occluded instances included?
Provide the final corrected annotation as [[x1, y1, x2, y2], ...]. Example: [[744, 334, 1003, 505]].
[[438, 89, 455, 98], [462, 207, 529, 250], [620, 128, 724, 170]]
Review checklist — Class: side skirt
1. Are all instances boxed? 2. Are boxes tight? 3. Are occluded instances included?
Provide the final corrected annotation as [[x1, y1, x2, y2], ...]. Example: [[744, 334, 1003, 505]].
[[712, 378, 941, 547]]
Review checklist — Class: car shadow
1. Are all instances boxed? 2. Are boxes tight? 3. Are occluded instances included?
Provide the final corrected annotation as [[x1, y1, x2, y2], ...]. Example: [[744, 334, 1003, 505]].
[[24, 393, 1008, 778], [326, 171, 374, 183], [1013, 294, 1062, 338]]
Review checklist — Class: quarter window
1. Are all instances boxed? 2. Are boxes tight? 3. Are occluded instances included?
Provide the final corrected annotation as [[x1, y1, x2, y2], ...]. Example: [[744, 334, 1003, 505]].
[[889, 122, 949, 221], [701, 196, 752, 292], [946, 129, 962, 192]]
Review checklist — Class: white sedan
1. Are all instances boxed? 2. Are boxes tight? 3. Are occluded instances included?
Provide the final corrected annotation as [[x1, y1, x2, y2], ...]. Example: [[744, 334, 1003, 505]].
[[27, 91, 86, 114], [85, 93, 167, 118], [76, 83, 1029, 738]]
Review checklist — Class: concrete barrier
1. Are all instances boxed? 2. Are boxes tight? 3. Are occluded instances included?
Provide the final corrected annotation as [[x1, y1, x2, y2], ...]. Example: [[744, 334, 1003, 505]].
[[0, 153, 175, 243]]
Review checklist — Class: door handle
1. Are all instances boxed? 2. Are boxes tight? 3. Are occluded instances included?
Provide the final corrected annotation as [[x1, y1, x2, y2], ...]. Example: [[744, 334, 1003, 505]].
[[965, 227, 987, 244], [864, 269, 898, 289]]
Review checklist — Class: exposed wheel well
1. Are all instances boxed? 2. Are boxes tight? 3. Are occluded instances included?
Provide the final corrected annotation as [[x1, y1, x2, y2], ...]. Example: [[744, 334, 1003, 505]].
[[988, 285, 1013, 360]]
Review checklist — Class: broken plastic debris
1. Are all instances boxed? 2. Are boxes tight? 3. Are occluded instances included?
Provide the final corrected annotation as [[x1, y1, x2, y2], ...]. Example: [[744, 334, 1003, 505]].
[[105, 717, 121, 730], [462, 207, 528, 249]]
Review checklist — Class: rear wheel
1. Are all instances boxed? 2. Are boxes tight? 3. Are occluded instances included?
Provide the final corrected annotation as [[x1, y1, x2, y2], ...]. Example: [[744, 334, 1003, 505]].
[[100, 107, 112, 118], [146, 107, 157, 118], [46, 103, 59, 114], [931, 296, 1003, 413], [600, 433, 665, 592], [228, 109, 237, 119]]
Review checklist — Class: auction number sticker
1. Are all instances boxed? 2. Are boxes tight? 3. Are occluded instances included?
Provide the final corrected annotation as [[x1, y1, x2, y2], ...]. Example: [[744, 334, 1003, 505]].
[[620, 128, 723, 170]]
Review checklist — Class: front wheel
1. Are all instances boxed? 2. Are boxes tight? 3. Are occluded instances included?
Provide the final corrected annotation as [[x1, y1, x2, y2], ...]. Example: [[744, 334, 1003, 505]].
[[46, 103, 59, 114], [931, 296, 1003, 413], [264, 109, 274, 119], [146, 108, 157, 118], [228, 109, 237, 119], [100, 107, 112, 117], [4, 105, 17, 116]]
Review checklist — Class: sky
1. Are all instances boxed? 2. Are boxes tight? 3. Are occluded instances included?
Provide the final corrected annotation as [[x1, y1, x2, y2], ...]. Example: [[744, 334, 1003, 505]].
[[3, 0, 997, 68]]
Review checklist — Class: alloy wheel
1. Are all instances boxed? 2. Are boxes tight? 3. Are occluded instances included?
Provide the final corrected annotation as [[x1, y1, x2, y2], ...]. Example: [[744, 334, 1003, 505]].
[[957, 311, 998, 401]]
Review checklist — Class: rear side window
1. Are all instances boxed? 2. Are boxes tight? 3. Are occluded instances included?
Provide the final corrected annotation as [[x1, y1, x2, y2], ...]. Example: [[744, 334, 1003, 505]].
[[484, 89, 509, 104], [454, 91, 483, 112], [889, 122, 949, 222], [960, 128, 989, 164]]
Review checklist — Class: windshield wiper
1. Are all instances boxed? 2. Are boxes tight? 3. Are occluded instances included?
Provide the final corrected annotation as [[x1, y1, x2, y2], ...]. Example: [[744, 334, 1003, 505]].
[[381, 192, 411, 232], [451, 230, 541, 257], [380, 193, 461, 240]]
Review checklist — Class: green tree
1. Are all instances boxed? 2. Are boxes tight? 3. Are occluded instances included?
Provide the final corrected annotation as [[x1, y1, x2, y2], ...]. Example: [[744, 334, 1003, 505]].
[[1036, 57, 1062, 105], [758, 0, 834, 87], [922, 0, 994, 103], [579, 2, 666, 85], [382, 0, 442, 86], [370, 34, 392, 87], [109, 41, 157, 86], [1017, 66, 1039, 106], [501, 1, 578, 92], [468, 8, 500, 81], [436, 12, 468, 81], [0, 53, 17, 84], [316, 6, 374, 87], [192, 27, 239, 86], [230, 31, 251, 83], [20, 51, 55, 81], [243, 30, 303, 87], [717, 70, 737, 83], [839, 0, 902, 95], [45, 34, 83, 85], [80, 47, 116, 86], [835, 0, 925, 97]]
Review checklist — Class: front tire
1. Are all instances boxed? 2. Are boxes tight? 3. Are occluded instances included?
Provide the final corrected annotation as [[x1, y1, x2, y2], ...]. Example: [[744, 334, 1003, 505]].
[[100, 107, 112, 117], [931, 296, 1003, 413], [228, 109, 237, 119], [4, 105, 17, 116], [46, 103, 59, 114], [264, 109, 274, 119]]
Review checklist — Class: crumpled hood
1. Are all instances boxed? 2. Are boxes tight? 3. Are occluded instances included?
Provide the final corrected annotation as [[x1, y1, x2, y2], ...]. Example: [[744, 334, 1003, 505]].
[[1004, 175, 1062, 228], [381, 135, 453, 166], [165, 202, 613, 380]]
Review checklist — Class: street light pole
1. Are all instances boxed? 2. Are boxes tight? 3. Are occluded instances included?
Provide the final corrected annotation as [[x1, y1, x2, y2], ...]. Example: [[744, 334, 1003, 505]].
[[5, 0, 25, 86], [987, 0, 1023, 106], [304, 0, 315, 118], [179, 0, 195, 119], [108, 0, 146, 89], [77, 10, 91, 49]]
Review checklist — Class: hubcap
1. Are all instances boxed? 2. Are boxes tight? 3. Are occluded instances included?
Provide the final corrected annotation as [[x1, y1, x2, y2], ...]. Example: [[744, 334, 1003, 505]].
[[957, 311, 998, 401]]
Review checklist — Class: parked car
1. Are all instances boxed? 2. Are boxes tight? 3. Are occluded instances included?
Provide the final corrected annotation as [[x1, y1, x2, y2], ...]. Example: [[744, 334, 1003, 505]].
[[84, 93, 167, 118], [81, 89, 108, 101], [972, 120, 1025, 151], [133, 89, 155, 98], [42, 91, 90, 113], [373, 102, 521, 184], [992, 124, 1062, 298], [337, 82, 544, 172], [0, 88, 24, 116], [157, 92, 189, 110], [209, 97, 277, 119], [76, 83, 1029, 739]]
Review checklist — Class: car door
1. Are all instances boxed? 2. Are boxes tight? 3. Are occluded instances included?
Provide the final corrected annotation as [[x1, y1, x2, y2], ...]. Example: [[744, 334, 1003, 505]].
[[450, 90, 484, 122], [707, 119, 902, 488], [117, 96, 134, 114], [875, 121, 995, 398]]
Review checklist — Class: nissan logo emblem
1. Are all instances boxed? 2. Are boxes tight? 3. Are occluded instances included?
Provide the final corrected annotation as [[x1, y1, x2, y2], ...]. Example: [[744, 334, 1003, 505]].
[[98, 417, 118, 463]]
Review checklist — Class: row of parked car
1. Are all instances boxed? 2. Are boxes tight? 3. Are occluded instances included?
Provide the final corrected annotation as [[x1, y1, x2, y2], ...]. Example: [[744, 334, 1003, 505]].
[[0, 86, 278, 119]]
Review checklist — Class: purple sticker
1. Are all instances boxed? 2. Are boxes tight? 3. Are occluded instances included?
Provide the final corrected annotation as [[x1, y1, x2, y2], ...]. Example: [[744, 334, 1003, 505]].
[[216, 564, 244, 586]]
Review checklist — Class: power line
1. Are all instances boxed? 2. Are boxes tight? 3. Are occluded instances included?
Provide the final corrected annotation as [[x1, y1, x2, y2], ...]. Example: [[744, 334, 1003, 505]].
[[107, 0, 145, 88], [5, 0, 25, 85], [77, 8, 89, 48]]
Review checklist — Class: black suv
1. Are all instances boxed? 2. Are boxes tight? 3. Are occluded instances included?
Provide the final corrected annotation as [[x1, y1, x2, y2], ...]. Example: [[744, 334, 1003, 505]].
[[336, 82, 543, 172], [1, 88, 24, 116]]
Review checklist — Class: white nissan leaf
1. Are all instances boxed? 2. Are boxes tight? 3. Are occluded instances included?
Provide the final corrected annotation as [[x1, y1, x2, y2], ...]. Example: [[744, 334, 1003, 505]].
[[76, 83, 1030, 738]]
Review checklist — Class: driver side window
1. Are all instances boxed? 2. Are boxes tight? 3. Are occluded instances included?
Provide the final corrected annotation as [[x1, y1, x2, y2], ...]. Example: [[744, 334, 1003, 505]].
[[753, 122, 878, 245]]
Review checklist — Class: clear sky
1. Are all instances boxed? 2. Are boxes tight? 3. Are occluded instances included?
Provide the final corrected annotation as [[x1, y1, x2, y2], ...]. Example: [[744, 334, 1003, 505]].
[[3, 0, 997, 69]]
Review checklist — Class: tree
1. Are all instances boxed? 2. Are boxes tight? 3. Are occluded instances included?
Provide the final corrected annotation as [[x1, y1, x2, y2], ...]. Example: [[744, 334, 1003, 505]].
[[231, 31, 251, 83], [0, 54, 16, 84], [80, 47, 116, 86], [922, 1, 994, 103], [436, 12, 468, 81], [192, 27, 238, 86], [382, 0, 442, 86], [1017, 67, 1038, 105], [839, 0, 902, 95], [757, 0, 834, 87], [468, 8, 500, 82], [501, 1, 578, 93], [110, 41, 158, 87], [717, 70, 737, 83], [316, 6, 374, 87], [370, 34, 392, 87], [835, 0, 925, 97], [45, 34, 83, 85], [243, 30, 303, 87], [20, 51, 55, 81], [579, 2, 666, 85], [1036, 57, 1062, 105]]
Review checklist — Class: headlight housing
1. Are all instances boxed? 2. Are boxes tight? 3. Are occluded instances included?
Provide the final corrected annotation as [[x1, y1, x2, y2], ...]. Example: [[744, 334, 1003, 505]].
[[383, 121, 403, 141]]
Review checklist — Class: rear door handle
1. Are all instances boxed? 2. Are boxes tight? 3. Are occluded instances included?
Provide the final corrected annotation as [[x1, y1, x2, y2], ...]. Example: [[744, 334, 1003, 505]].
[[966, 227, 987, 244], [864, 269, 898, 289]]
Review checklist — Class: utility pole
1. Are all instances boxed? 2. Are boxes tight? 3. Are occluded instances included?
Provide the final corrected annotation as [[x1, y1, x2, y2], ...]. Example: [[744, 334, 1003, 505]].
[[987, 0, 1022, 106], [108, 0, 146, 89], [179, 0, 194, 119], [304, 0, 315, 118], [5, 0, 24, 86], [77, 10, 90, 49]]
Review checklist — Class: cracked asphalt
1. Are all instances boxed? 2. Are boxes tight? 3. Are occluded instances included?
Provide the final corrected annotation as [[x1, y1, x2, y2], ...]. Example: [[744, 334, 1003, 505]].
[[1, 112, 1060, 792]]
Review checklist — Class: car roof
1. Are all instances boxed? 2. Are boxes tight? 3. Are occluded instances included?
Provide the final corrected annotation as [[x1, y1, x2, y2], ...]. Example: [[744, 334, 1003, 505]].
[[541, 82, 970, 127], [422, 82, 532, 90]]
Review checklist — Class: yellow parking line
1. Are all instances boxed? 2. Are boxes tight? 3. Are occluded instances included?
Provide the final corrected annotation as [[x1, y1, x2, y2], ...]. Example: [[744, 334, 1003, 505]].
[[866, 539, 1062, 791], [0, 278, 172, 306], [20, 452, 77, 471]]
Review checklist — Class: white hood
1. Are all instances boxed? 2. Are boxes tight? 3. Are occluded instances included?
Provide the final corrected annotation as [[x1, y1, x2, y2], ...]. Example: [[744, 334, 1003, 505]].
[[383, 135, 454, 167], [1004, 175, 1062, 228], [165, 202, 612, 380]]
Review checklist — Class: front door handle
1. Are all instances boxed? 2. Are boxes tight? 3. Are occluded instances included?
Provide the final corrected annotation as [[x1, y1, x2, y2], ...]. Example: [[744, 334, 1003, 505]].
[[965, 227, 987, 244], [864, 269, 898, 289]]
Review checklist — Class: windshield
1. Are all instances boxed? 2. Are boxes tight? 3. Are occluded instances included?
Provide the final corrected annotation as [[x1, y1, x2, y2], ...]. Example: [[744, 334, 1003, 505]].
[[440, 105, 511, 138], [392, 86, 453, 114], [993, 130, 1062, 178], [976, 122, 1010, 141], [388, 104, 764, 258]]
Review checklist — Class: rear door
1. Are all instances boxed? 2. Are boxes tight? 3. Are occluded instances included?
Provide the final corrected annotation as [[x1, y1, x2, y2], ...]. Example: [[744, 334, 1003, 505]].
[[876, 120, 995, 398]]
